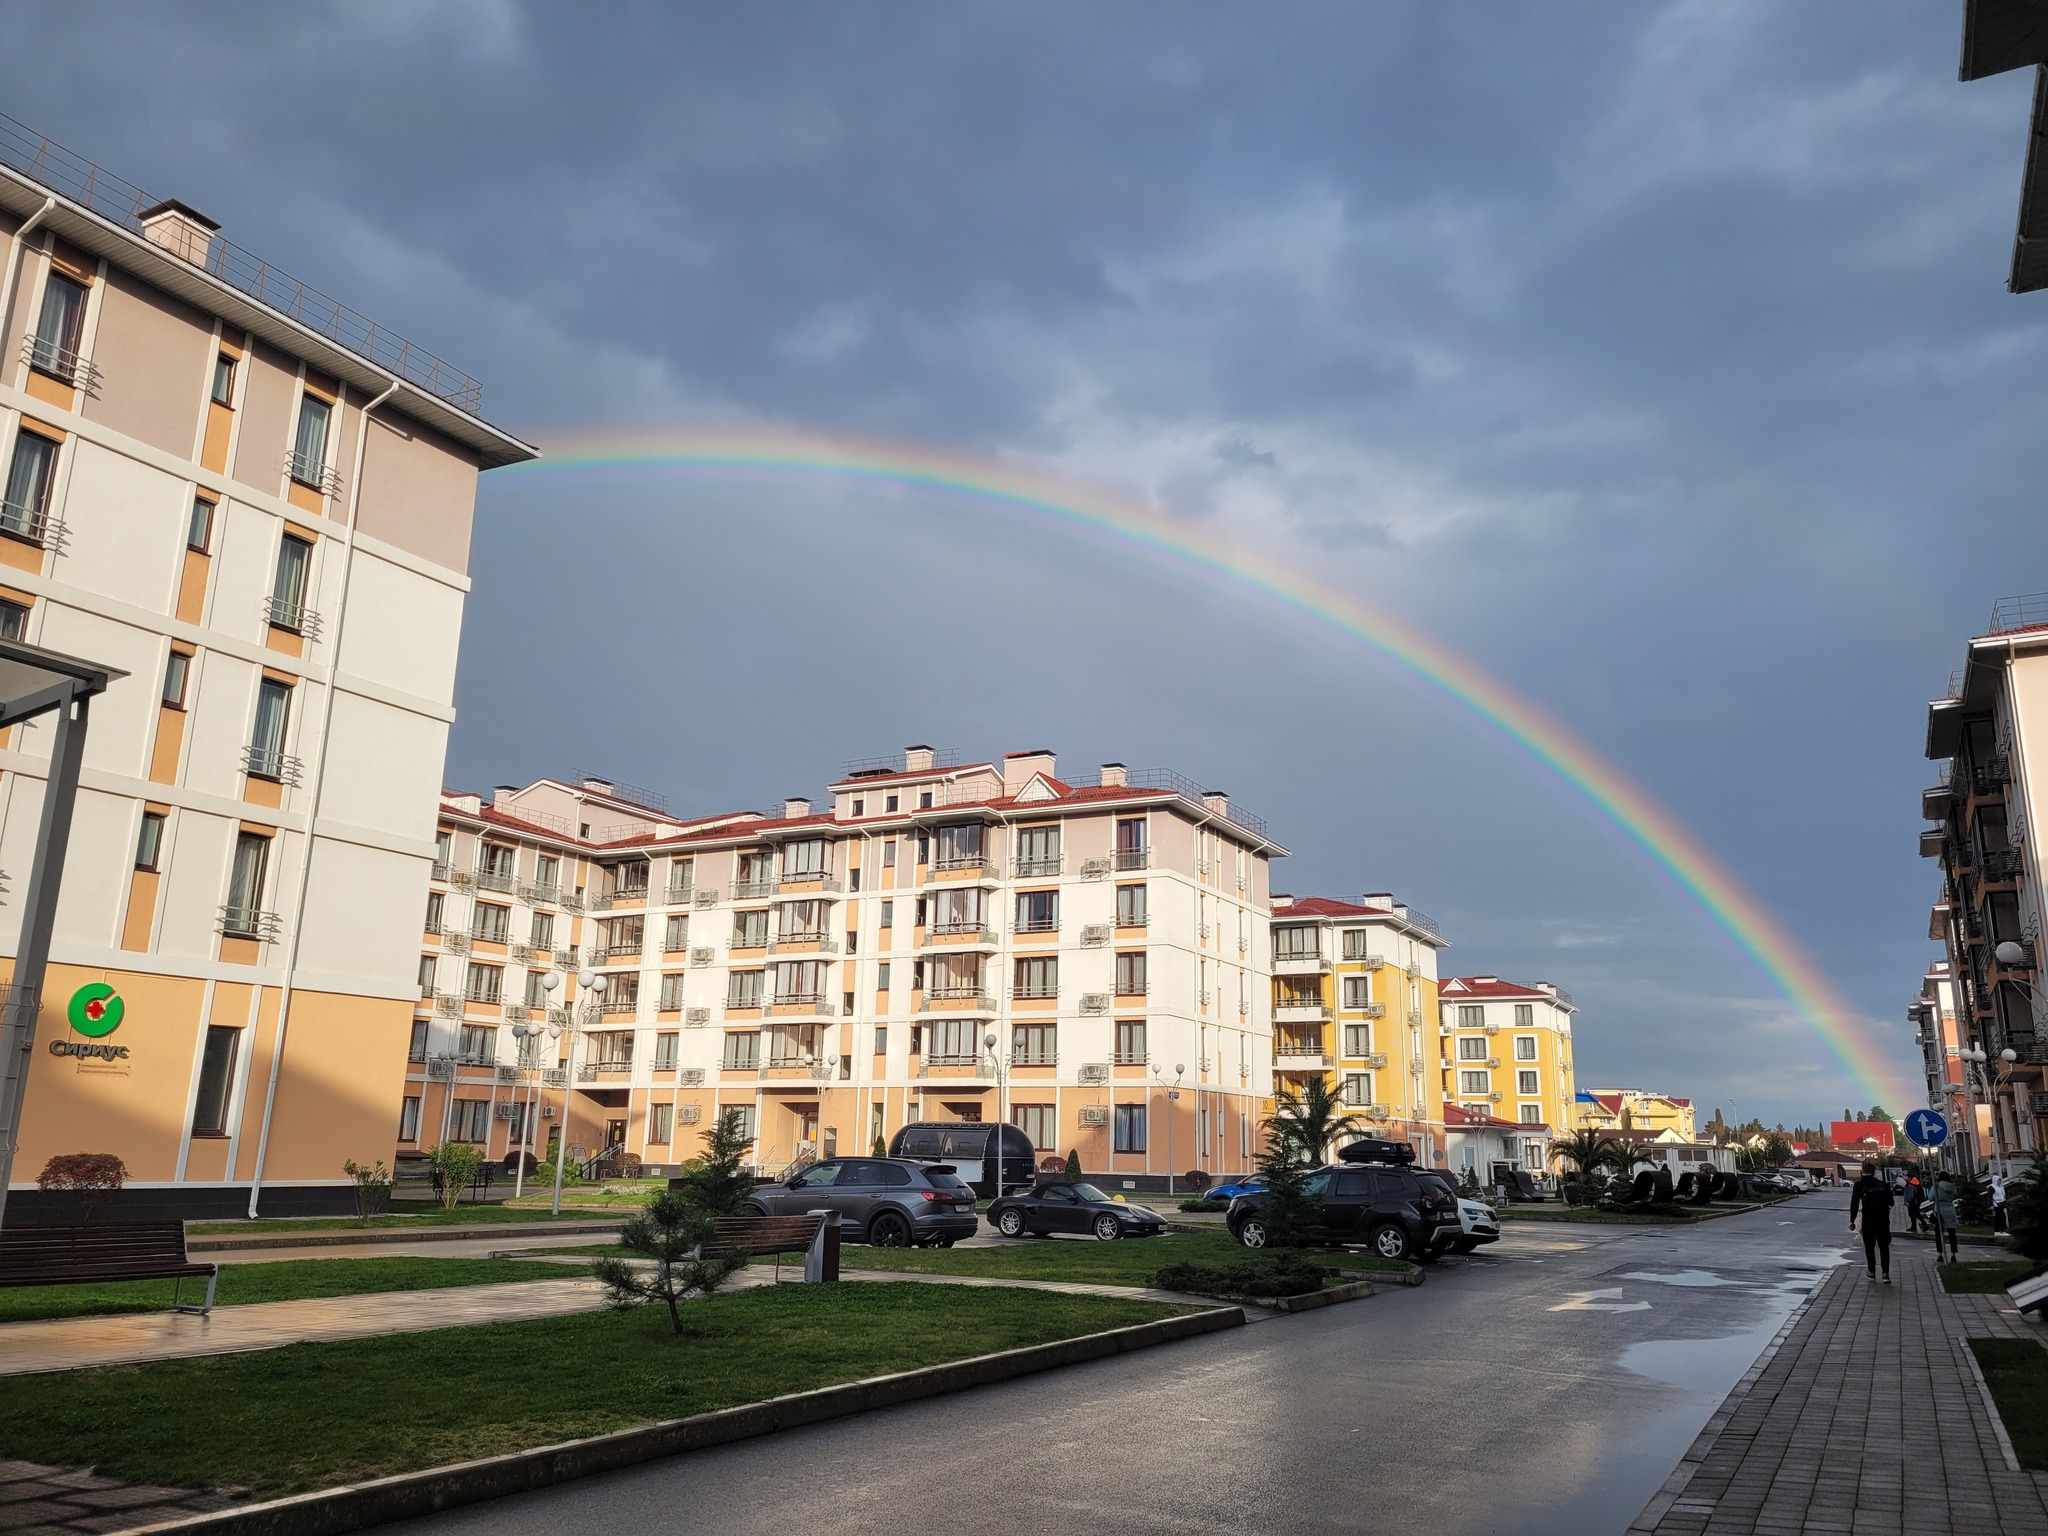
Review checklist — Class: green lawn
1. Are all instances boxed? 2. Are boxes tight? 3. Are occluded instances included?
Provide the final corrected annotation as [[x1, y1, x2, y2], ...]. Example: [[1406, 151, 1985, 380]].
[[0, 1258, 591, 1324], [841, 1229, 1411, 1285], [189, 1205, 629, 1236], [1940, 1260, 2034, 1295], [0, 1285, 1185, 1496], [1970, 1338, 2048, 1471]]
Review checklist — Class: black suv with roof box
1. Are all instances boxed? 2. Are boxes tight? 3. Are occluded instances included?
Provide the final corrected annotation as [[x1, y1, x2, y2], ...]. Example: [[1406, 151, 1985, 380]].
[[1226, 1138, 1461, 1260]]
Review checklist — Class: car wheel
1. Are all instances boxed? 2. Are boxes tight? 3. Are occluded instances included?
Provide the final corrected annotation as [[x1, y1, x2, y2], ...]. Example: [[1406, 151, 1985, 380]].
[[742, 1202, 770, 1218], [996, 1208, 1026, 1238], [1094, 1213, 1123, 1241], [1368, 1222, 1413, 1261], [1236, 1217, 1269, 1249], [869, 1212, 911, 1248], [1450, 1237, 1480, 1254]]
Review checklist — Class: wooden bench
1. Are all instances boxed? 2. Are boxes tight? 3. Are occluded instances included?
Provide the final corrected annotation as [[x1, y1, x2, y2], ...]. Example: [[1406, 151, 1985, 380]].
[[696, 1212, 838, 1282], [0, 1222, 218, 1314]]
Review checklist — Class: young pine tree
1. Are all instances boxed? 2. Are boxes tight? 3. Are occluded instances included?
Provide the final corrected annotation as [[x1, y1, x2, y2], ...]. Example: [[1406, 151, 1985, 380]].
[[670, 1109, 757, 1216], [592, 1191, 747, 1334]]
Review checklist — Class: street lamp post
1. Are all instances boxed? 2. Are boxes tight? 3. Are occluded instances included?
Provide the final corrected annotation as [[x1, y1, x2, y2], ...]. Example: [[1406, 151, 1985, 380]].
[[509, 972, 564, 1201], [550, 969, 603, 1215], [1152, 1062, 1186, 1196], [984, 1031, 1006, 1198]]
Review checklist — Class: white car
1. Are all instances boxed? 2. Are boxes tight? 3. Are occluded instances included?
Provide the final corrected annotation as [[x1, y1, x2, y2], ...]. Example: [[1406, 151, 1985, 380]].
[[1441, 1196, 1501, 1255]]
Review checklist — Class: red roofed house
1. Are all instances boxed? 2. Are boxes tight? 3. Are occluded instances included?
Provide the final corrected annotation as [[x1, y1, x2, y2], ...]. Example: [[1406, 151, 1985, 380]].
[[1442, 1102, 1551, 1188], [1828, 1120, 1896, 1152]]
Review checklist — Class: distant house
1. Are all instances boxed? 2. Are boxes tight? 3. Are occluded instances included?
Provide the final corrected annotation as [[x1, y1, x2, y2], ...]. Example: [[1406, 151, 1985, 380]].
[[1828, 1120, 1896, 1152]]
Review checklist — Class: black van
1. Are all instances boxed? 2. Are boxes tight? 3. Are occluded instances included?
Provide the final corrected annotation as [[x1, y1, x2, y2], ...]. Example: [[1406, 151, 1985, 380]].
[[889, 1122, 1036, 1199]]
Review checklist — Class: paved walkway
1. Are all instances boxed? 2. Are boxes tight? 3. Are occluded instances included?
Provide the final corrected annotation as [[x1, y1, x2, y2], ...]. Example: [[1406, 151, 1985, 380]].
[[1631, 1245, 2048, 1535], [0, 1459, 233, 1536]]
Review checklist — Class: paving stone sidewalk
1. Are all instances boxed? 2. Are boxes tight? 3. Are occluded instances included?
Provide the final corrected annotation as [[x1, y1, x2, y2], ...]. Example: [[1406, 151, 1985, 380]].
[[1631, 1246, 2048, 1535], [0, 1459, 234, 1536]]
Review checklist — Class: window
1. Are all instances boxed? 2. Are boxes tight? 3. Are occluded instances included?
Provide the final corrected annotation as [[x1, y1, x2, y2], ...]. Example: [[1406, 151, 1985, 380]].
[[465, 963, 503, 1003], [224, 831, 269, 932], [926, 1016, 981, 1062], [1115, 1019, 1147, 1064], [1014, 824, 1060, 876], [1341, 929, 1369, 959], [249, 677, 291, 778], [876, 961, 891, 991], [530, 853, 558, 893], [727, 970, 765, 1009], [417, 957, 436, 997], [874, 1025, 888, 1055], [599, 972, 640, 1009], [161, 649, 190, 708], [0, 600, 24, 641], [1518, 1070, 1540, 1096], [1114, 817, 1147, 869], [1012, 1103, 1056, 1148], [211, 352, 236, 405], [885, 794, 899, 813], [1460, 1070, 1490, 1094], [734, 851, 773, 892], [1115, 884, 1147, 927], [1519, 1105, 1544, 1125], [398, 1095, 421, 1142], [600, 914, 644, 956], [419, 891, 443, 935], [732, 909, 769, 948], [1015, 889, 1057, 933], [270, 534, 313, 629], [1514, 1003, 1534, 1027], [187, 496, 214, 552], [1458, 1036, 1488, 1061], [1340, 975, 1371, 1011], [1341, 1073, 1372, 1106], [772, 959, 826, 1003], [882, 840, 897, 869], [1273, 924, 1320, 960], [1114, 951, 1148, 996], [928, 886, 985, 933], [531, 910, 555, 949], [32, 273, 87, 372], [524, 970, 550, 1008], [648, 1102, 675, 1145], [778, 899, 828, 941], [1113, 1103, 1147, 1153], [290, 394, 332, 485], [781, 838, 828, 878], [3, 430, 58, 540], [590, 1030, 634, 1068], [471, 903, 510, 943], [667, 856, 693, 896], [192, 1026, 240, 1135], [730, 1104, 758, 1143], [852, 797, 865, 816], [1013, 955, 1058, 999], [919, 790, 933, 809], [478, 842, 516, 881], [653, 1032, 679, 1069], [450, 1099, 490, 1142], [659, 973, 686, 1010], [135, 811, 166, 871], [848, 867, 860, 891], [1342, 1022, 1372, 1058], [435, 829, 452, 871], [879, 899, 893, 929], [1013, 1021, 1057, 1065], [458, 1024, 496, 1062], [722, 1031, 761, 1069], [1457, 1005, 1484, 1028], [932, 822, 984, 871], [664, 913, 689, 952], [1515, 1035, 1538, 1061]]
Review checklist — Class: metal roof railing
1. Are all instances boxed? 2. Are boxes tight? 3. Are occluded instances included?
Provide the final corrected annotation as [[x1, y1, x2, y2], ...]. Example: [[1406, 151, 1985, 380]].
[[1075, 766, 1272, 841], [1987, 593, 2048, 636], [0, 111, 484, 414]]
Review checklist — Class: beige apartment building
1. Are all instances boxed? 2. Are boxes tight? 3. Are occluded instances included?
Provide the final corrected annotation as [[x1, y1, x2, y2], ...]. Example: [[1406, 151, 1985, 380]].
[[1267, 894, 1446, 1165], [1923, 593, 2048, 1165], [1906, 962, 1974, 1169], [0, 116, 535, 1218], [408, 749, 1285, 1186]]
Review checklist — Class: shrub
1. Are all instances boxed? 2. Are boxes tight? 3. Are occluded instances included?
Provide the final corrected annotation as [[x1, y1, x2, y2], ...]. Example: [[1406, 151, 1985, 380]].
[[535, 1157, 584, 1189], [1154, 1254, 1330, 1301], [36, 1153, 126, 1226], [1181, 1168, 1212, 1192], [1064, 1149, 1083, 1180], [2004, 1151, 2048, 1262], [427, 1142, 485, 1211], [1956, 1170, 1995, 1227], [341, 1159, 392, 1220], [872, 1134, 888, 1157], [1179, 1197, 1224, 1212]]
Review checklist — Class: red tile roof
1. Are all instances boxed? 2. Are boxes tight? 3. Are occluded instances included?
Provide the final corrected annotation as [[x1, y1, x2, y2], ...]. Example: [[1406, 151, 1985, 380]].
[[1276, 896, 1407, 920], [1440, 977, 1558, 1000], [1443, 1103, 1549, 1131]]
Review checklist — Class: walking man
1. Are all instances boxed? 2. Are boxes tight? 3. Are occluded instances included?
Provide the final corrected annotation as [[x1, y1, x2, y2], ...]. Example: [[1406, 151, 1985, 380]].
[[1905, 1175, 1927, 1234], [1930, 1170, 1961, 1264], [1850, 1161, 1894, 1283]]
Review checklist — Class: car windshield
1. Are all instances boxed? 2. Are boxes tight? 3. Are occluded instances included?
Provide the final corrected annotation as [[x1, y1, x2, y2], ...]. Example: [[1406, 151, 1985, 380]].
[[1068, 1183, 1113, 1203], [925, 1171, 971, 1193]]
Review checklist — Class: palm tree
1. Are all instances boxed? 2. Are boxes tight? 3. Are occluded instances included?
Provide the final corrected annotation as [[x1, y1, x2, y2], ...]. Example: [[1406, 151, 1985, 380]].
[[1606, 1138, 1664, 1191], [1548, 1129, 1616, 1178], [1264, 1077, 1364, 1165]]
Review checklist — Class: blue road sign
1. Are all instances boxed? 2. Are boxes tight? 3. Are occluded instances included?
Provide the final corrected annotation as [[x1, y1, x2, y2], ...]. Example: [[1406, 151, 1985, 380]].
[[1903, 1109, 1949, 1149]]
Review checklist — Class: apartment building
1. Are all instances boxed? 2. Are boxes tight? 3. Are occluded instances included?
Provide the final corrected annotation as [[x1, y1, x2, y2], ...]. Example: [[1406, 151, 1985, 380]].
[[1267, 894, 1446, 1165], [0, 117, 534, 1218], [1438, 975, 1577, 1134], [410, 749, 1284, 1186], [1575, 1088, 1694, 1139], [1922, 593, 2048, 1162], [1906, 963, 1975, 1169]]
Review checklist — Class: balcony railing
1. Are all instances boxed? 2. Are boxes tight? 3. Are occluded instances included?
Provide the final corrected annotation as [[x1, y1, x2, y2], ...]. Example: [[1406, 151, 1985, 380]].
[[1114, 848, 1149, 871], [732, 876, 780, 900], [768, 931, 838, 953], [2, 498, 74, 552], [286, 449, 343, 496], [920, 991, 997, 1012], [21, 332, 101, 394], [1983, 849, 2026, 883], [261, 595, 322, 638], [464, 989, 503, 1006], [242, 744, 304, 786], [602, 941, 643, 958], [1013, 1049, 1059, 1067], [468, 926, 509, 946], [1012, 856, 1063, 878], [522, 882, 560, 904], [1111, 1050, 1148, 1066], [1013, 918, 1058, 936], [219, 904, 280, 941], [665, 881, 693, 904], [431, 861, 450, 882], [1115, 913, 1148, 930], [474, 869, 516, 894], [1012, 985, 1059, 1001]]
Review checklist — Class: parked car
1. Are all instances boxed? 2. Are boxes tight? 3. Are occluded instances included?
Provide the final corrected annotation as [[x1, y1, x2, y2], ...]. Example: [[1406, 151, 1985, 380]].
[[1416, 1171, 1501, 1255], [986, 1181, 1170, 1241], [888, 1121, 1037, 1198], [1228, 1158, 1460, 1260], [1202, 1175, 1265, 1203], [744, 1156, 979, 1247]]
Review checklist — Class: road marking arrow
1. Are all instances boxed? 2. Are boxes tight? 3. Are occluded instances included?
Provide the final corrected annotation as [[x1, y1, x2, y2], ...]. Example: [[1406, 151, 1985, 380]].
[[1548, 1288, 1652, 1313]]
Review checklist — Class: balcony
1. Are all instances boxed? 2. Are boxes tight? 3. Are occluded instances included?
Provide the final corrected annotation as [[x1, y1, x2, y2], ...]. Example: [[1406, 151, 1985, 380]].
[[919, 990, 997, 1013], [732, 876, 780, 900], [219, 905, 281, 942], [0, 495, 64, 551], [242, 744, 304, 786], [21, 332, 102, 394], [778, 870, 840, 892], [1115, 848, 1149, 871], [579, 1061, 633, 1081], [1013, 918, 1058, 937], [1012, 856, 1063, 878], [768, 931, 839, 954], [1013, 1048, 1059, 1067], [431, 861, 451, 883], [475, 869, 516, 894], [665, 881, 693, 904], [926, 924, 997, 948], [1971, 755, 2012, 797], [261, 595, 323, 639], [602, 942, 643, 959], [521, 882, 560, 905], [286, 449, 343, 497], [1273, 953, 1330, 976], [1011, 986, 1059, 1002], [1274, 1000, 1331, 1023], [1983, 849, 2026, 883], [1275, 1055, 1329, 1075]]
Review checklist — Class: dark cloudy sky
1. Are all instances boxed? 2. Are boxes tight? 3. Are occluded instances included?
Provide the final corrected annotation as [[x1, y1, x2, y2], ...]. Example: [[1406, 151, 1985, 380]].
[[7, 2, 2034, 1123]]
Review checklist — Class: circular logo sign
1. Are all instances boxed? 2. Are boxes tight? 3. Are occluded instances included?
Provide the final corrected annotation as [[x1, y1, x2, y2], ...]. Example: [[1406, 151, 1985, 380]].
[[67, 983, 123, 1038]]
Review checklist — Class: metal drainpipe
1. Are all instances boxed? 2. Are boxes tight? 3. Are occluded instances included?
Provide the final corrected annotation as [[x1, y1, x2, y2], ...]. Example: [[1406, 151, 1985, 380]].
[[243, 378, 401, 1218], [0, 197, 57, 348]]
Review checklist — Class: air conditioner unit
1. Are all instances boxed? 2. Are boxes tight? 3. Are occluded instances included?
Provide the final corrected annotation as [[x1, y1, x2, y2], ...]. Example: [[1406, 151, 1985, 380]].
[[541, 1104, 555, 1118], [680, 1104, 702, 1123], [1484, 1022, 1500, 1034], [1364, 957, 1386, 971], [685, 1007, 710, 1027], [1078, 1062, 1110, 1084], [493, 1102, 516, 1119], [1488, 1091, 1501, 1102], [690, 948, 715, 967], [681, 1068, 706, 1086], [450, 871, 474, 888], [1199, 923, 1210, 940], [1487, 1057, 1500, 1068], [1080, 857, 1112, 879], [1080, 1105, 1109, 1126], [694, 888, 717, 908], [554, 949, 576, 968], [508, 943, 533, 963], [1081, 924, 1110, 946], [445, 933, 470, 955], [1080, 993, 1110, 1015]]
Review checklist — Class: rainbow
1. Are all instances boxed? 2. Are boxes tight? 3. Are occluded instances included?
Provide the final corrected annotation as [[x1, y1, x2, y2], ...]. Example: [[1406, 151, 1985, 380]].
[[506, 426, 1910, 1106]]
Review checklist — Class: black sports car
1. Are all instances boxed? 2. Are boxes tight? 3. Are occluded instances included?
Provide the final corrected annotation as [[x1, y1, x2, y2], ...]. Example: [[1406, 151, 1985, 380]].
[[985, 1181, 1169, 1241]]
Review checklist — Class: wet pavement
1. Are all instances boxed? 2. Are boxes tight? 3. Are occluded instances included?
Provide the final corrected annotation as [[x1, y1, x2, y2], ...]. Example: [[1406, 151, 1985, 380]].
[[393, 1192, 1858, 1536]]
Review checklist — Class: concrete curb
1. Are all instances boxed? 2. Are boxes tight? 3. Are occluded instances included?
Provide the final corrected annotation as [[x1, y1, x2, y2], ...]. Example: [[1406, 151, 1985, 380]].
[[1262, 1279, 1375, 1312], [187, 1223, 625, 1253], [119, 1306, 1244, 1536]]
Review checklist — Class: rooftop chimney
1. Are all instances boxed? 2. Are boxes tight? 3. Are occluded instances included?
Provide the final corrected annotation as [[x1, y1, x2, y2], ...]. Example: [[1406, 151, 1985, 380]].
[[581, 777, 614, 795], [904, 745, 934, 772], [1099, 762, 1127, 787], [1202, 790, 1229, 816], [138, 199, 219, 266], [492, 785, 518, 811], [783, 797, 812, 819], [446, 791, 482, 815], [1002, 749, 1056, 795]]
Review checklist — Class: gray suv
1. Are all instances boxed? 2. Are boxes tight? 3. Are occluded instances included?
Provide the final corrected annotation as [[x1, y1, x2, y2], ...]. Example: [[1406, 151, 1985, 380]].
[[745, 1156, 979, 1247]]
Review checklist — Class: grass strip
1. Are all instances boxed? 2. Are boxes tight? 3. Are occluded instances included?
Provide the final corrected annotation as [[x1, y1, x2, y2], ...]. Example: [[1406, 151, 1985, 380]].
[[0, 1258, 589, 1323], [1940, 1260, 2034, 1295], [1970, 1337, 2048, 1471], [841, 1229, 1410, 1284], [0, 1284, 1182, 1495]]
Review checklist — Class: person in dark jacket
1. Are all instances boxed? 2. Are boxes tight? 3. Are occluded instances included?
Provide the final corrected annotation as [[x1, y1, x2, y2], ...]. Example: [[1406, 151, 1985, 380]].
[[1905, 1176, 1927, 1233], [1849, 1162, 1895, 1283]]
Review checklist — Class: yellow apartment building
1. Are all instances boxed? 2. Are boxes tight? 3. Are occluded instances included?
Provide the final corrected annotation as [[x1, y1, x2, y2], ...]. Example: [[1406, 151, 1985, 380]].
[[1438, 975, 1577, 1134], [1579, 1088, 1695, 1139]]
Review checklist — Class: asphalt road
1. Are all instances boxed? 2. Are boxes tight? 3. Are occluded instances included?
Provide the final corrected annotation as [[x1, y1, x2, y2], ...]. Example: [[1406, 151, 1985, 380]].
[[395, 1192, 1856, 1536]]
